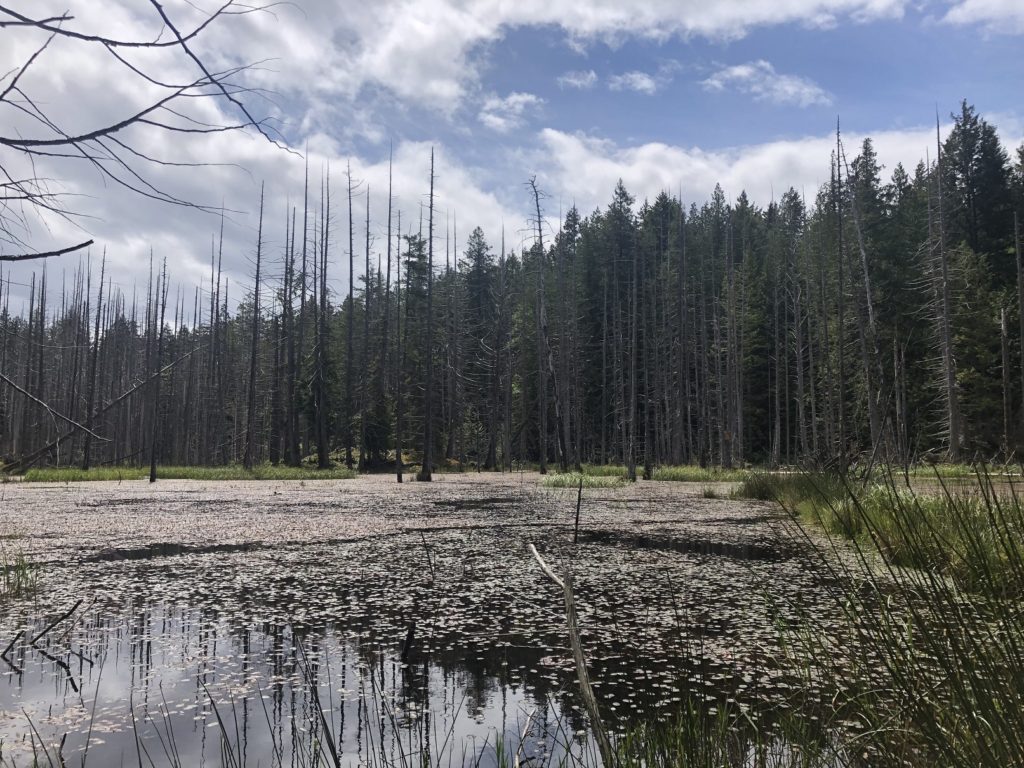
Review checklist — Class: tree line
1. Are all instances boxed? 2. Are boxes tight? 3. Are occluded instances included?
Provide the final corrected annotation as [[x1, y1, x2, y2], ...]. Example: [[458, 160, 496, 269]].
[[2, 102, 1023, 478]]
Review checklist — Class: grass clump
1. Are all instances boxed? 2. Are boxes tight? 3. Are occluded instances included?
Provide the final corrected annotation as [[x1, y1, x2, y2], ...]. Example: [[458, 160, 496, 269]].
[[541, 471, 626, 489], [23, 464, 357, 482], [1, 545, 39, 600], [812, 481, 1024, 597], [774, 469, 1024, 765], [652, 465, 751, 482], [733, 471, 845, 506], [578, 463, 628, 477]]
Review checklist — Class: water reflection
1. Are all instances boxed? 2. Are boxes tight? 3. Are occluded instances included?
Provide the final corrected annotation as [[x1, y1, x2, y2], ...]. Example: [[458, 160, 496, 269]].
[[0, 477, 862, 767], [2, 605, 590, 767]]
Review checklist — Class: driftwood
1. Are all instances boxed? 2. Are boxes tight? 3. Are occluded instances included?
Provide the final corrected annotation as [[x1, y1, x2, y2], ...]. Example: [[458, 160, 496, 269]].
[[528, 543, 615, 767]]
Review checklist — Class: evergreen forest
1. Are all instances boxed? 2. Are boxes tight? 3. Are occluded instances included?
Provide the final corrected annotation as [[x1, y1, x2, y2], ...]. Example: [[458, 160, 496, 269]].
[[3, 102, 1024, 479]]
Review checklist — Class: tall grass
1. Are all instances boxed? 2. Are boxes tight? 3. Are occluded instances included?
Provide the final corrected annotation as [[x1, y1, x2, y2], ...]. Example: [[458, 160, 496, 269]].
[[733, 471, 845, 505], [1, 544, 39, 600], [23, 464, 357, 482], [765, 468, 1024, 765], [652, 465, 752, 482], [541, 472, 626, 489]]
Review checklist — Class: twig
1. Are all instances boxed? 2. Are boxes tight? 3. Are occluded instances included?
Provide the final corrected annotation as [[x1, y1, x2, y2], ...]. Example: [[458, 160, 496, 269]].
[[528, 543, 615, 767], [1, 629, 24, 673], [0, 239, 93, 262], [33, 644, 79, 692], [30, 598, 83, 644], [2, 628, 23, 658], [513, 706, 537, 768]]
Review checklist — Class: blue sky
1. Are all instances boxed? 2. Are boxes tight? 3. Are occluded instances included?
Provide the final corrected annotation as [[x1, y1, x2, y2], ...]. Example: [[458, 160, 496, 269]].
[[2, 0, 1023, 307]]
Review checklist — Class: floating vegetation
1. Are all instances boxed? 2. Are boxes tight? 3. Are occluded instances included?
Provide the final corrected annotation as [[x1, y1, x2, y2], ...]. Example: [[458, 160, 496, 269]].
[[1, 471, 1018, 766]]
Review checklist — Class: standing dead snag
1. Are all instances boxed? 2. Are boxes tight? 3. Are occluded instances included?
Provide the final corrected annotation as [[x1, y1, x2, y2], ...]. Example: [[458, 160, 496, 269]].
[[528, 177, 569, 474], [418, 150, 436, 482], [528, 543, 615, 767], [243, 183, 265, 471]]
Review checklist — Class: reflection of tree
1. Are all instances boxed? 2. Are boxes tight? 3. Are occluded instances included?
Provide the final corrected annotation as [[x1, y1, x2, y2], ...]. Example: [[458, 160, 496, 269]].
[[0, 1, 282, 261]]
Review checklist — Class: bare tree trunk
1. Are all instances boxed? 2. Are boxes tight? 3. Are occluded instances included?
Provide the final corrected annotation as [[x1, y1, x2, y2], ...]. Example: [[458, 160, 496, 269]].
[[359, 186, 371, 471], [82, 251, 106, 470], [285, 206, 299, 466], [396, 210, 405, 482], [149, 259, 168, 483], [1002, 307, 1012, 458], [381, 150, 394, 451], [345, 162, 355, 469], [418, 150, 436, 482], [935, 114, 962, 462], [315, 172, 331, 469], [627, 229, 638, 482], [834, 132, 847, 463], [1016, 212, 1023, 449], [295, 159, 310, 464], [243, 184, 265, 471]]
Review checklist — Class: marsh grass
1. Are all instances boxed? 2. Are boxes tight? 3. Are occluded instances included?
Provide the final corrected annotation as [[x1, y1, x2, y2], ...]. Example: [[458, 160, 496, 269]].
[[579, 463, 629, 477], [770, 468, 1024, 765], [904, 462, 1024, 479], [617, 702, 846, 768], [541, 472, 626, 489], [1, 544, 39, 600], [652, 466, 752, 483], [551, 464, 753, 483], [733, 472, 845, 506], [23, 465, 357, 482]]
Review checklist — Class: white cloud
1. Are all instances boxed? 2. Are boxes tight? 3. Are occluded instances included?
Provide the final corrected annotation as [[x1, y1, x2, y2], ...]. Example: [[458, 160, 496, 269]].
[[478, 92, 544, 132], [702, 60, 833, 107], [192, 0, 918, 115], [608, 61, 681, 95], [557, 69, 598, 89], [532, 120, 1024, 216], [943, 0, 1024, 33], [608, 71, 660, 94]]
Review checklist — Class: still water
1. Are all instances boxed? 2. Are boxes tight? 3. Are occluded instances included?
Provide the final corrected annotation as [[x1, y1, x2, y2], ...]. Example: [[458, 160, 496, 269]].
[[0, 475, 850, 766]]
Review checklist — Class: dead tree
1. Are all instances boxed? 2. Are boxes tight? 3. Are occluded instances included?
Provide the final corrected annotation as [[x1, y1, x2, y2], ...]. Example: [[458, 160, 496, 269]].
[[934, 114, 962, 461], [417, 150, 436, 482], [149, 258, 168, 483], [81, 250, 106, 469], [243, 184, 265, 470]]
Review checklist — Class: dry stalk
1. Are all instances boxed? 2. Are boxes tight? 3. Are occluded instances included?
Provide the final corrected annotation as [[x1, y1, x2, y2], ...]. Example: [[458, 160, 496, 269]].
[[528, 542, 615, 767]]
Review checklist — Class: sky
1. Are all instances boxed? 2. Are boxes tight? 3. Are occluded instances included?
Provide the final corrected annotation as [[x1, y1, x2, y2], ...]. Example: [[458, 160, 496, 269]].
[[1, 0, 1023, 313]]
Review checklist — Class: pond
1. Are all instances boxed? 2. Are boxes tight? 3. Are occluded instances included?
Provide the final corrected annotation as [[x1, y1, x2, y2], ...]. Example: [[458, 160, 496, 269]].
[[0, 474, 854, 767]]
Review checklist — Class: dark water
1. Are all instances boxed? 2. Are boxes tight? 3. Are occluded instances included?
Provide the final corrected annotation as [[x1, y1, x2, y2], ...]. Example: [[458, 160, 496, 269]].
[[0, 477, 854, 766], [3, 607, 584, 767]]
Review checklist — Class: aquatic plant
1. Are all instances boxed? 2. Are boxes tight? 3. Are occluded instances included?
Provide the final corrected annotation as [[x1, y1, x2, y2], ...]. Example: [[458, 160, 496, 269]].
[[1, 543, 38, 601]]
